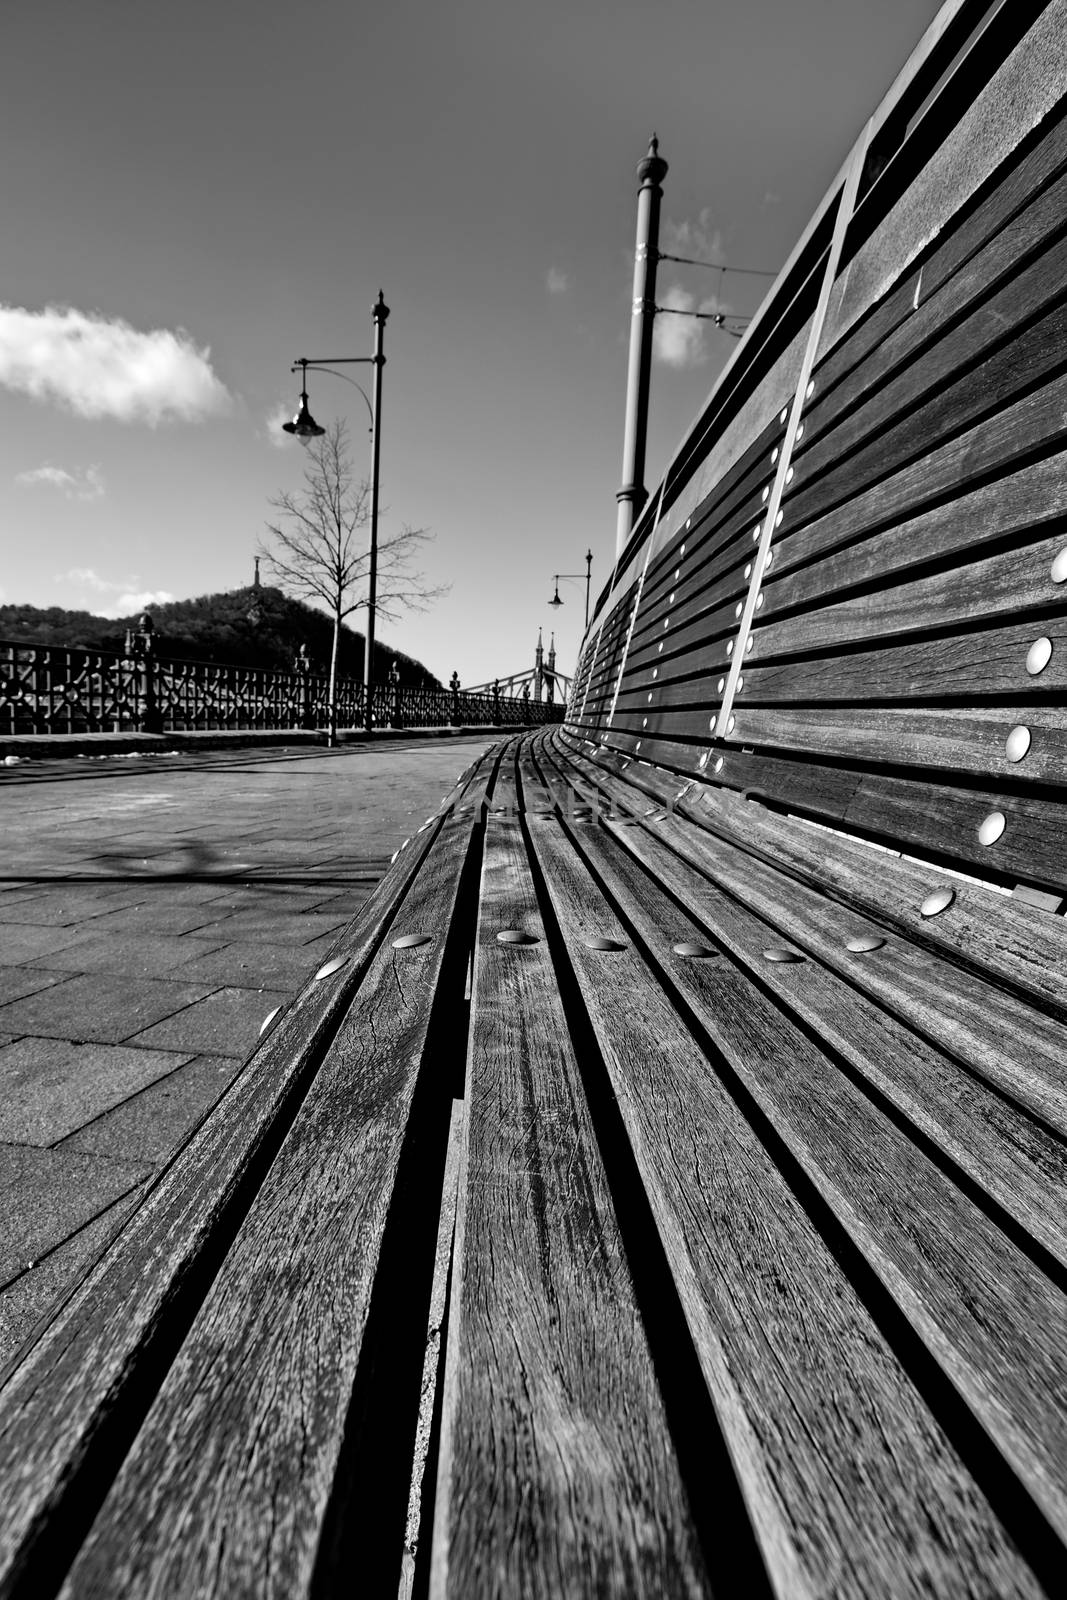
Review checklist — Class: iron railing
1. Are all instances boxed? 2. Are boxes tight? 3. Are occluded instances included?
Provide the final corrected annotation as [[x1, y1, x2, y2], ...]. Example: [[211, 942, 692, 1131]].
[[0, 640, 564, 736]]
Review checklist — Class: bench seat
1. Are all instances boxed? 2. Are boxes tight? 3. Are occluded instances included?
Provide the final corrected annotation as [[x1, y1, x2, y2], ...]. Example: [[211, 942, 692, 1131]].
[[0, 727, 1061, 1598]]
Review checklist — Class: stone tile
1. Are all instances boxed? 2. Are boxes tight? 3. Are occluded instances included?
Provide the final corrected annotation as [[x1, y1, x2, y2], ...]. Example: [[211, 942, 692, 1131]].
[[0, 923, 96, 966], [80, 902, 237, 937], [0, 973, 217, 1044], [210, 908, 350, 944], [0, 1143, 150, 1284], [0, 888, 146, 925], [173, 940, 325, 990], [64, 1055, 241, 1166], [128, 986, 291, 1058], [0, 1187, 146, 1367], [0, 966, 74, 1007], [31, 933, 225, 979], [0, 1037, 194, 1145]]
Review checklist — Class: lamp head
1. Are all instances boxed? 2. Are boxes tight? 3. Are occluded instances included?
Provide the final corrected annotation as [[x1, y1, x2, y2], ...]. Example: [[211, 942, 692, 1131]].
[[548, 580, 563, 608], [283, 390, 326, 442]]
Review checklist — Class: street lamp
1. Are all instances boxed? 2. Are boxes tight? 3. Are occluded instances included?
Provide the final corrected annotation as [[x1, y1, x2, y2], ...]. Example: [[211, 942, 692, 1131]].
[[546, 549, 593, 629], [282, 289, 389, 735]]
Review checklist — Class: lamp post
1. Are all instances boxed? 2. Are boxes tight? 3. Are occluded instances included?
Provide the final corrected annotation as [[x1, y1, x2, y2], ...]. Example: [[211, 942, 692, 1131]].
[[282, 289, 389, 735], [547, 549, 593, 629]]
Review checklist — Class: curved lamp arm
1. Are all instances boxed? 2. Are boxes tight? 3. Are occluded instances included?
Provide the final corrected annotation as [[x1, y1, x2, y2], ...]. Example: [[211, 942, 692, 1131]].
[[291, 362, 375, 435]]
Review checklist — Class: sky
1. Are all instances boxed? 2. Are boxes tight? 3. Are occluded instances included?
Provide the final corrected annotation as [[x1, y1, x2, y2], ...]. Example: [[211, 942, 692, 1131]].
[[0, 0, 942, 687]]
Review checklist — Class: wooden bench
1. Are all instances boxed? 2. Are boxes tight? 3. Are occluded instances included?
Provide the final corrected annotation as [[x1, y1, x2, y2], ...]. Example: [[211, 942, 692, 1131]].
[[1, 4, 1064, 1596]]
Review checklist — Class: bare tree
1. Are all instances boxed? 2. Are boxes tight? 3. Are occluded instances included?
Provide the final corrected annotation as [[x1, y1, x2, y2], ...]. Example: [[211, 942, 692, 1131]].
[[260, 418, 445, 743]]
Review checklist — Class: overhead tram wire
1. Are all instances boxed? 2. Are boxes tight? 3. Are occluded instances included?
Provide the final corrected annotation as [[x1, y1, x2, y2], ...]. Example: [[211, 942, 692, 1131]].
[[651, 252, 776, 340]]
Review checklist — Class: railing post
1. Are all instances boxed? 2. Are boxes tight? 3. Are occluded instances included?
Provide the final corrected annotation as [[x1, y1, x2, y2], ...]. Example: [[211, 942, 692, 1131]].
[[450, 671, 461, 726], [492, 679, 501, 726]]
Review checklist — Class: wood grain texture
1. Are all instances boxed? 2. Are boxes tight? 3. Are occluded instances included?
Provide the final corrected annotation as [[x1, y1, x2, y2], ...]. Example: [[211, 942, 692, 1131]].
[[707, 749, 1067, 893], [549, 728, 1067, 1013], [593, 808, 1067, 1258], [761, 453, 1066, 627], [741, 617, 1067, 705], [431, 814, 709, 1600], [757, 529, 1067, 656], [726, 705, 1067, 787], [525, 812, 1047, 1599], [58, 813, 479, 1600], [565, 816, 1067, 1541], [783, 288, 1067, 539], [768, 373, 1067, 582], [817, 0, 1067, 360], [0, 747, 500, 1600], [801, 164, 1067, 458], [814, 99, 1067, 403]]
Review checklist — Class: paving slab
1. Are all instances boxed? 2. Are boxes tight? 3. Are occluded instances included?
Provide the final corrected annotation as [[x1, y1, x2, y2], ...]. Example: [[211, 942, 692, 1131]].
[[0, 1187, 146, 1367], [63, 1055, 241, 1167], [0, 924, 98, 966], [0, 736, 495, 1343], [128, 985, 292, 1057], [0, 1143, 151, 1284], [0, 966, 74, 1007], [0, 972, 217, 1043], [31, 932, 227, 979], [0, 1038, 195, 1145]]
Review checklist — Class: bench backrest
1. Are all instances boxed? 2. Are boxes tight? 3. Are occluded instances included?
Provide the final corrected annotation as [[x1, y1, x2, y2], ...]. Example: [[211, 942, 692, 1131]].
[[568, 0, 1067, 905]]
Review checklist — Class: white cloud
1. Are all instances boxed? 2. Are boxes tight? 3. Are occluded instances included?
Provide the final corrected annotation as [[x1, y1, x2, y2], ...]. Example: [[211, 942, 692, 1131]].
[[108, 589, 174, 617], [53, 568, 173, 617], [263, 400, 294, 448], [546, 267, 569, 294], [661, 208, 726, 266], [0, 304, 232, 425], [57, 566, 118, 592], [16, 462, 105, 500], [653, 281, 733, 370]]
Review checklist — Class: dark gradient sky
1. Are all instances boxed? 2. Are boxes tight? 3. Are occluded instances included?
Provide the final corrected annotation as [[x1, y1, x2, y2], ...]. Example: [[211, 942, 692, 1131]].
[[1, 0, 941, 684]]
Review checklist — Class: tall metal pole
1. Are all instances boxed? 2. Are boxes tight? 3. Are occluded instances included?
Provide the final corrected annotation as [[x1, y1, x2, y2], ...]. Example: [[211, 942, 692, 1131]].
[[584, 548, 592, 629], [615, 136, 668, 563], [365, 290, 389, 733]]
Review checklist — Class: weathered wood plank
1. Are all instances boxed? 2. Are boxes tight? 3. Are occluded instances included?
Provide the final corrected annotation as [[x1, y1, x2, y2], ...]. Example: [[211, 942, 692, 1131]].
[[525, 810, 1047, 1599], [563, 812, 1067, 1543], [757, 530, 1067, 657], [594, 808, 1067, 1250], [784, 288, 1067, 535], [818, 0, 1067, 361], [726, 705, 1067, 787], [431, 814, 709, 1599], [552, 739, 1067, 1141], [704, 748, 1067, 893], [58, 811, 480, 1600], [768, 374, 1067, 581], [0, 747, 501, 1599], [802, 162, 1067, 457], [762, 453, 1065, 628], [549, 728, 1067, 1013], [741, 616, 1067, 705], [814, 98, 1067, 402]]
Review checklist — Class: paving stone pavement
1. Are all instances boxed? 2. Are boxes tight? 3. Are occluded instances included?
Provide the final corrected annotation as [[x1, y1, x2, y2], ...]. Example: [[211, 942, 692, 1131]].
[[0, 736, 494, 1363]]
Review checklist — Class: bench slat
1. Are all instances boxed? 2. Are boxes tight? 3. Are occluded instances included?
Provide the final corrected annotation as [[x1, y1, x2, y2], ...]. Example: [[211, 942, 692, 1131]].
[[431, 809, 709, 1599], [813, 96, 1067, 401], [523, 802, 1048, 1599], [781, 288, 1067, 535], [766, 372, 1067, 584], [758, 478, 1066, 655], [556, 808, 1067, 1540], [799, 160, 1067, 461], [56, 812, 479, 1599], [552, 726, 1067, 1012], [0, 747, 500, 1599]]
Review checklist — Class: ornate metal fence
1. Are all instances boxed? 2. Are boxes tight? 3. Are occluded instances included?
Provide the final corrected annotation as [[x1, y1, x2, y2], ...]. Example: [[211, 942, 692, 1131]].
[[0, 641, 564, 737]]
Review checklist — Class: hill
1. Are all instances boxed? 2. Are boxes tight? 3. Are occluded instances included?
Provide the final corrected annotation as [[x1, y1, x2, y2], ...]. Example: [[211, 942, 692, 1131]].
[[0, 587, 441, 686]]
